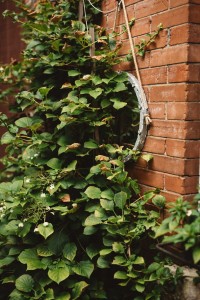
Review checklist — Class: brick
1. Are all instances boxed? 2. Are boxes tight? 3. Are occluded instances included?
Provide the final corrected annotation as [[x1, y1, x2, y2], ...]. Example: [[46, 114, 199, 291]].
[[149, 103, 166, 119], [167, 102, 200, 120], [150, 45, 188, 67], [189, 24, 200, 43], [151, 5, 189, 30], [140, 66, 167, 85], [143, 137, 166, 154], [149, 155, 184, 175], [169, 0, 189, 8], [113, 60, 134, 72], [187, 83, 200, 101], [190, 4, 200, 23], [168, 64, 189, 82], [135, 0, 169, 19], [166, 139, 200, 158], [137, 52, 150, 69], [150, 155, 198, 176], [188, 64, 200, 82], [128, 167, 164, 188], [185, 159, 199, 176], [165, 175, 198, 194], [132, 17, 151, 36], [170, 24, 189, 45], [189, 45, 200, 62], [149, 84, 187, 102], [149, 120, 200, 139]]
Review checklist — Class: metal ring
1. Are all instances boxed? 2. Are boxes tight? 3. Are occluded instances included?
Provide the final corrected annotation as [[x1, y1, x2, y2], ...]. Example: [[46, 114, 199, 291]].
[[124, 73, 149, 162]]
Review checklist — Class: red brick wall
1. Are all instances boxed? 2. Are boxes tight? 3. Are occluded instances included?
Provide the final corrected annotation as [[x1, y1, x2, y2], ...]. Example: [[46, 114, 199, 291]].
[[0, 1, 24, 160], [102, 0, 200, 200]]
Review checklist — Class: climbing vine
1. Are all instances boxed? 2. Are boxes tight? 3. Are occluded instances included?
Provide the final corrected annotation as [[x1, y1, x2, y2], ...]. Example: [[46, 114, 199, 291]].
[[0, 1, 181, 299]]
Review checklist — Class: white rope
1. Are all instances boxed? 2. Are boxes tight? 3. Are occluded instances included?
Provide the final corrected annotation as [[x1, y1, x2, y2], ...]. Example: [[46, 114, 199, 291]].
[[83, 0, 89, 34], [87, 0, 122, 14], [120, 0, 151, 125]]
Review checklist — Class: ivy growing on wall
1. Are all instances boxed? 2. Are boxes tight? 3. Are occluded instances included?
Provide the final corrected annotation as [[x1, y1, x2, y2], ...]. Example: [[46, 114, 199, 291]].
[[0, 1, 181, 299]]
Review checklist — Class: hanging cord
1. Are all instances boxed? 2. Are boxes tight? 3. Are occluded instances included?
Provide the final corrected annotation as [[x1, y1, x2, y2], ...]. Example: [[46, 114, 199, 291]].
[[120, 0, 151, 125], [83, 0, 89, 34], [113, 1, 122, 32], [87, 0, 120, 14]]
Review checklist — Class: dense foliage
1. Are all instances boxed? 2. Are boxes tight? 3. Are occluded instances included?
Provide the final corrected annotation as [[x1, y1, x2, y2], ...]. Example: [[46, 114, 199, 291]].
[[0, 1, 182, 299]]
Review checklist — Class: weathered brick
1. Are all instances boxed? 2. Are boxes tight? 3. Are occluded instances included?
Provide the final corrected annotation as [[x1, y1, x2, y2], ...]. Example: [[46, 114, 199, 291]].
[[168, 64, 189, 82], [167, 102, 200, 120], [187, 83, 200, 101], [149, 84, 187, 102], [188, 64, 200, 82], [151, 5, 189, 30], [149, 120, 200, 139], [165, 175, 199, 194], [188, 44, 200, 62], [170, 24, 189, 45], [143, 137, 166, 154], [190, 4, 200, 23], [166, 139, 200, 158], [150, 155, 198, 176], [131, 17, 151, 36], [128, 167, 164, 188], [140, 66, 167, 85], [169, 0, 189, 8], [150, 45, 188, 67], [189, 24, 200, 43], [149, 103, 166, 119], [135, 0, 169, 19]]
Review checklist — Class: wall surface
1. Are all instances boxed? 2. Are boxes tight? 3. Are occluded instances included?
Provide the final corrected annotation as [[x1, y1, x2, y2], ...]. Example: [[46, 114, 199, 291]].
[[0, 0, 199, 200], [102, 0, 200, 201]]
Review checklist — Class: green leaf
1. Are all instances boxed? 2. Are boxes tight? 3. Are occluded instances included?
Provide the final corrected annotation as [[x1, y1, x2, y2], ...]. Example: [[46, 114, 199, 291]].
[[84, 140, 98, 149], [37, 246, 54, 257], [114, 191, 127, 209], [84, 214, 102, 226], [134, 256, 145, 265], [65, 160, 77, 172], [113, 82, 127, 92], [135, 283, 145, 293], [101, 189, 114, 200], [100, 199, 114, 211], [56, 293, 70, 300], [112, 242, 124, 253], [63, 242, 77, 261], [86, 244, 99, 259], [111, 98, 127, 110], [18, 249, 46, 270], [68, 70, 81, 77], [15, 275, 34, 293], [0, 256, 15, 268], [48, 265, 70, 284], [97, 257, 110, 268], [72, 261, 94, 278], [46, 158, 62, 170], [152, 195, 166, 208], [1, 132, 15, 144], [89, 88, 103, 99], [15, 117, 33, 128], [71, 281, 88, 300], [114, 271, 128, 279], [193, 246, 200, 264], [99, 249, 112, 256], [142, 154, 153, 162], [83, 226, 98, 235], [37, 223, 54, 239], [85, 186, 101, 199]]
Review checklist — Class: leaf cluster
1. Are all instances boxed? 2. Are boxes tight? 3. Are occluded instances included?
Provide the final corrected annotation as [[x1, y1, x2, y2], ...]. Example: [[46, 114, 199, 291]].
[[0, 1, 180, 299]]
